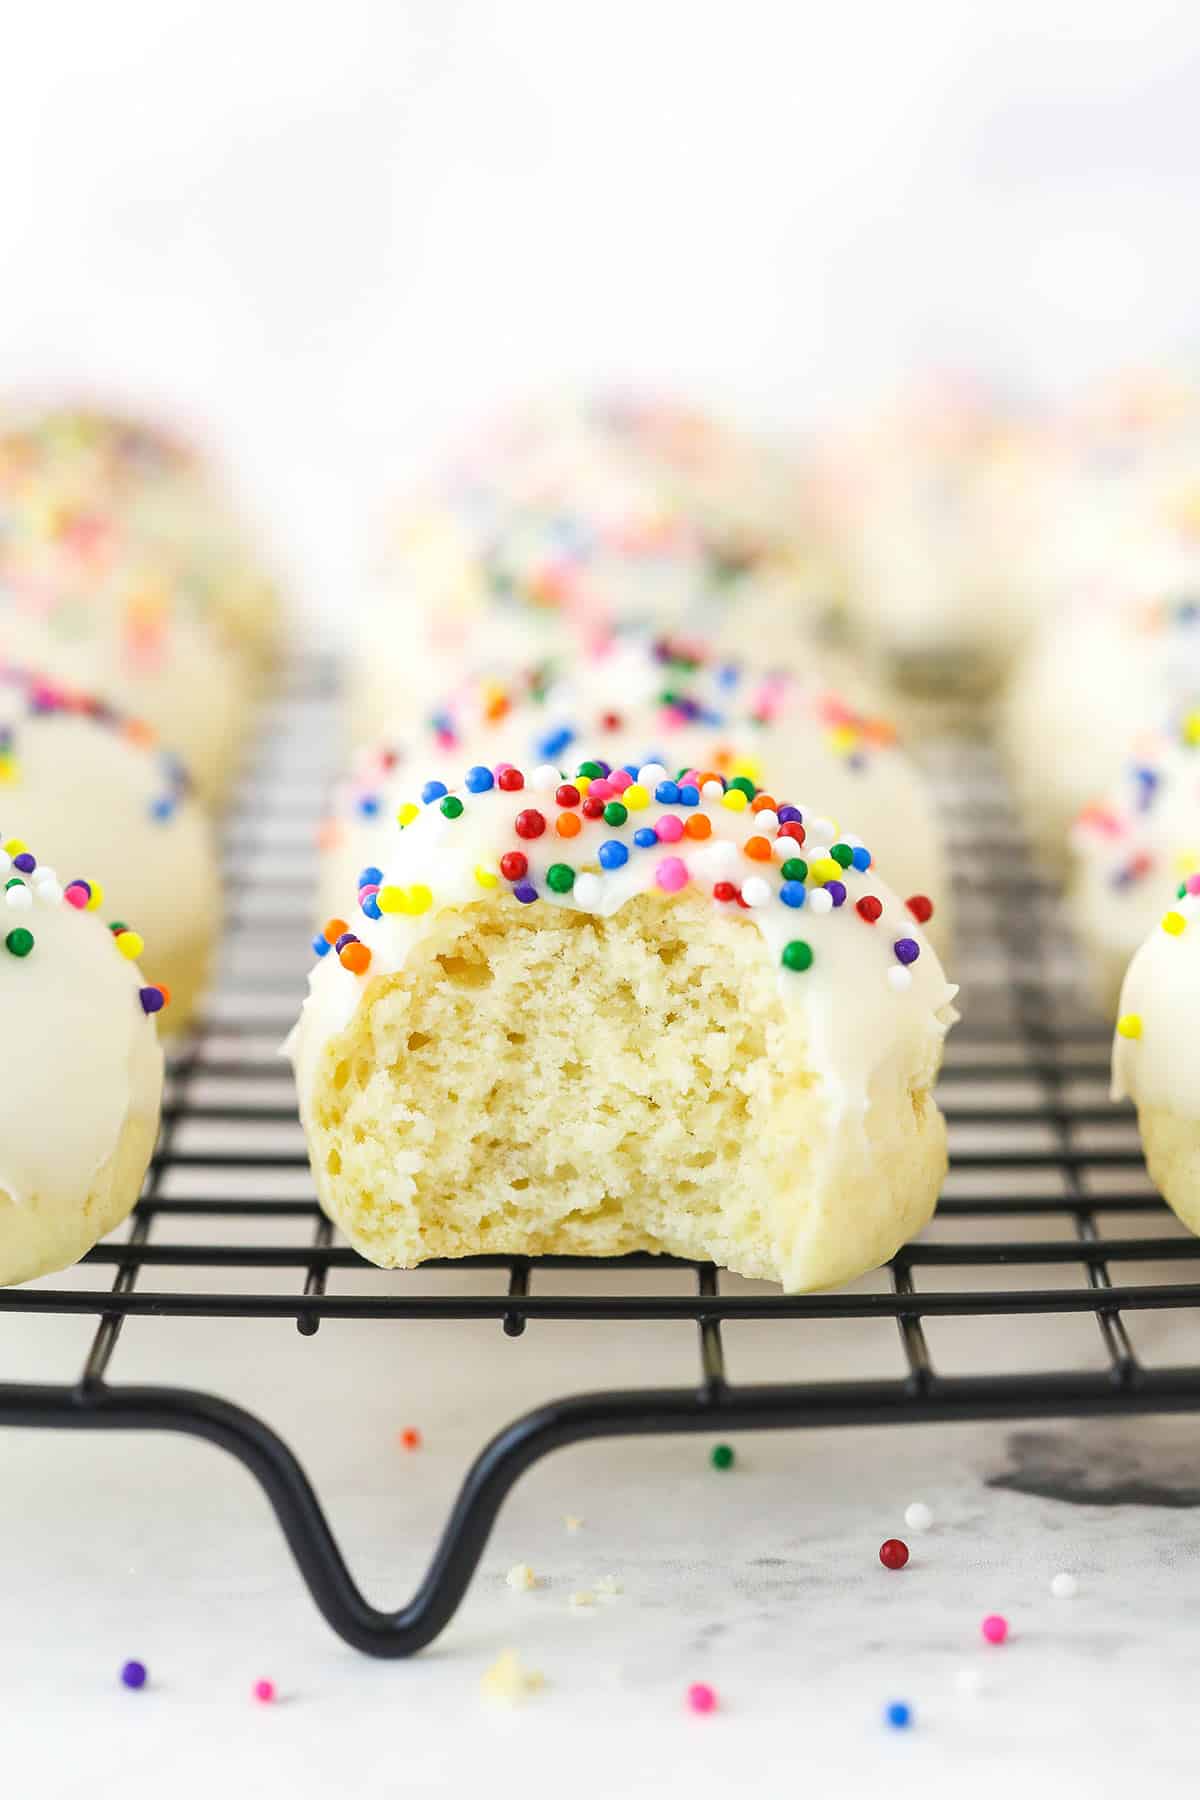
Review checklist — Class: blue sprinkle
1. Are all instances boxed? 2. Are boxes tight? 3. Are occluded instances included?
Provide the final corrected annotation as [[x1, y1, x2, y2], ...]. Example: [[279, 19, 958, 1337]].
[[150, 796, 176, 822], [357, 794, 380, 819], [421, 779, 448, 805], [678, 785, 700, 807], [599, 840, 630, 870], [779, 881, 806, 908], [312, 935, 331, 957], [717, 663, 741, 688], [654, 780, 680, 805], [537, 727, 574, 760], [884, 1701, 912, 1730], [465, 765, 495, 793], [360, 894, 382, 920], [851, 846, 871, 871], [514, 881, 538, 904], [622, 762, 640, 779], [633, 827, 657, 849], [358, 866, 383, 889]]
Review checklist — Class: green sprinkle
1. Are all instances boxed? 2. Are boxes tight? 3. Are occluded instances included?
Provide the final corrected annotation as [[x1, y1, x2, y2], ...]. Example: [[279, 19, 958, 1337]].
[[830, 843, 854, 869], [1180, 882, 1189, 899], [440, 795, 464, 819], [4, 877, 24, 891], [710, 1443, 735, 1471], [5, 928, 33, 958], [781, 939, 814, 973], [781, 858, 808, 883], [545, 863, 575, 893], [108, 920, 129, 935], [602, 801, 628, 827], [577, 760, 605, 781], [728, 776, 756, 800]]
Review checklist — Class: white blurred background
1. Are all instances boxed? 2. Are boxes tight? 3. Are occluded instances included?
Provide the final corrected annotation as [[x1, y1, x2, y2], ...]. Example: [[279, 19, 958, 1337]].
[[1, 0, 1197, 623]]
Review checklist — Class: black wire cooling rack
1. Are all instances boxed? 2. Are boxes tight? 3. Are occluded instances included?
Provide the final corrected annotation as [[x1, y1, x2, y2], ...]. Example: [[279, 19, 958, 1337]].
[[1, 658, 1197, 1658]]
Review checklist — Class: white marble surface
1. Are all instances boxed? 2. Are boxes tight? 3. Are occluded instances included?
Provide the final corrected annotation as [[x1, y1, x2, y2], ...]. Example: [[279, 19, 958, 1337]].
[[2, 1281, 1200, 1800]]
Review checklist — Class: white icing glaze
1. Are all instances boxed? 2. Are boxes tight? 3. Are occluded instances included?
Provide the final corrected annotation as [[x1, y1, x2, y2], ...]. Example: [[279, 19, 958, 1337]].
[[325, 637, 951, 951], [1112, 888, 1200, 1114], [0, 876, 162, 1220], [291, 762, 959, 1127]]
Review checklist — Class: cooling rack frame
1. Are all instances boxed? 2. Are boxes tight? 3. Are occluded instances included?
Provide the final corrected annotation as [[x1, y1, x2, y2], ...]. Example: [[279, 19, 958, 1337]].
[[3, 660, 1199, 1659]]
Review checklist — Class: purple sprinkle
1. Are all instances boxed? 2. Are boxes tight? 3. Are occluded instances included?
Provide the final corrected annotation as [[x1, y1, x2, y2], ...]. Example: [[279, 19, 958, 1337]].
[[893, 937, 921, 966], [514, 881, 538, 904], [139, 987, 165, 1015], [777, 806, 803, 824], [120, 1660, 147, 1690], [825, 879, 847, 907], [12, 853, 35, 874], [334, 932, 358, 952]]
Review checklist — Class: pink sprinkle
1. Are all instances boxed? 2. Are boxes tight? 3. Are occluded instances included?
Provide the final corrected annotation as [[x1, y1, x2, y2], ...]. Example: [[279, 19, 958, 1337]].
[[589, 778, 614, 801], [656, 856, 688, 893], [64, 883, 90, 909], [687, 1682, 717, 1714], [655, 815, 684, 844], [1187, 874, 1200, 895], [981, 1613, 1008, 1645], [252, 1678, 276, 1703], [608, 769, 632, 793], [358, 884, 379, 900]]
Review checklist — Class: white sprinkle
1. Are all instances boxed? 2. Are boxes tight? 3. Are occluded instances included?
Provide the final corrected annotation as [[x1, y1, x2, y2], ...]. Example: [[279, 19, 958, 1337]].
[[564, 1515, 584, 1534], [5, 885, 32, 911], [904, 1501, 934, 1533], [1050, 1572, 1078, 1600], [31, 865, 56, 887], [530, 763, 561, 793], [754, 810, 779, 835], [0, 852, 9, 875], [808, 888, 834, 916], [573, 873, 602, 908], [772, 837, 796, 861], [807, 845, 831, 863], [637, 764, 668, 788], [808, 816, 836, 841], [701, 780, 724, 801], [741, 876, 771, 908], [505, 1562, 537, 1591], [888, 966, 913, 992], [34, 882, 62, 906], [954, 1666, 985, 1696], [568, 1590, 595, 1608]]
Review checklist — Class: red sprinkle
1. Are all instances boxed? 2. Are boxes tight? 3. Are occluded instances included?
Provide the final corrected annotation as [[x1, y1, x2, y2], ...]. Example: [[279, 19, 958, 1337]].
[[555, 784, 581, 809], [906, 895, 934, 924], [499, 851, 528, 881], [399, 1427, 422, 1451], [778, 822, 806, 845], [514, 809, 547, 839], [856, 896, 883, 923], [879, 1538, 909, 1570], [581, 796, 605, 819], [712, 881, 737, 902], [497, 767, 524, 791]]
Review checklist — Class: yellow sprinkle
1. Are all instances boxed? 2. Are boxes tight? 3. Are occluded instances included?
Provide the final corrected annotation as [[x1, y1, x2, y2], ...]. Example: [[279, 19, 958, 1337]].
[[810, 856, 840, 884], [575, 775, 590, 795], [407, 884, 433, 915], [0, 756, 18, 786], [721, 788, 749, 812], [86, 881, 104, 911], [1162, 910, 1187, 935], [730, 754, 762, 783], [1174, 850, 1200, 875], [1183, 711, 1200, 747], [474, 865, 499, 889], [3, 838, 27, 856], [396, 803, 420, 828], [623, 783, 650, 811], [1116, 1013, 1143, 1039], [827, 724, 859, 755], [377, 885, 406, 914], [115, 930, 144, 960]]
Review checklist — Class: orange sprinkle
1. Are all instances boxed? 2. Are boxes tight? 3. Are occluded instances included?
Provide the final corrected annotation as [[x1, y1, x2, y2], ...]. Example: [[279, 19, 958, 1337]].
[[556, 812, 582, 838], [316, 819, 345, 851], [711, 745, 734, 772], [744, 835, 772, 861], [485, 695, 511, 722], [750, 793, 777, 814], [697, 770, 723, 790], [153, 984, 171, 1007], [683, 815, 712, 840], [339, 942, 371, 974], [323, 916, 349, 945]]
